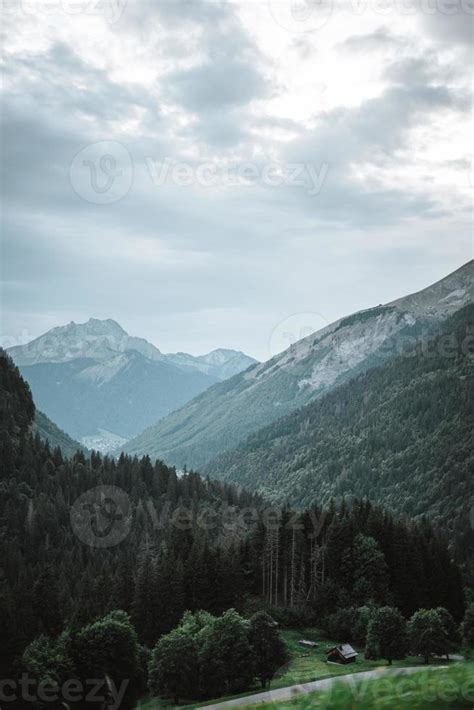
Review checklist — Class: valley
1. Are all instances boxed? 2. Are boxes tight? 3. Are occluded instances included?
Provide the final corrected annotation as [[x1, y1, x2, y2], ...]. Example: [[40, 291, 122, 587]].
[[1, 271, 473, 710], [8, 318, 256, 452], [121, 261, 473, 470], [1, 262, 473, 710], [3, 3, 473, 707]]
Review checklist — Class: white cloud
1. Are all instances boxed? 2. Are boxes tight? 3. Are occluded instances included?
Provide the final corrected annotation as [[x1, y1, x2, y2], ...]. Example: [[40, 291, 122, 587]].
[[1, 0, 472, 359]]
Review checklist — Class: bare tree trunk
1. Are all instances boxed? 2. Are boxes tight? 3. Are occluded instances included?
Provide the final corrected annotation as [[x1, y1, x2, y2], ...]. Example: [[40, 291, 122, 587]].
[[275, 529, 279, 607], [262, 553, 265, 599], [298, 558, 306, 605], [269, 533, 273, 605], [290, 527, 296, 608]]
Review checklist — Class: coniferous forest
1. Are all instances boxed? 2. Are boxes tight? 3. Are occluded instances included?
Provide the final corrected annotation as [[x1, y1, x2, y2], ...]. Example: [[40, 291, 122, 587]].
[[0, 349, 469, 707]]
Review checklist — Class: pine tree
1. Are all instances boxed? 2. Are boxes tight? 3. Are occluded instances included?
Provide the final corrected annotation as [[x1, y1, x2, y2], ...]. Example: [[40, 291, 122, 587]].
[[132, 555, 157, 646]]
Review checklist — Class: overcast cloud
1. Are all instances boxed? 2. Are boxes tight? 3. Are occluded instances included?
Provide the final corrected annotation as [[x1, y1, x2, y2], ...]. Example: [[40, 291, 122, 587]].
[[0, 0, 472, 359]]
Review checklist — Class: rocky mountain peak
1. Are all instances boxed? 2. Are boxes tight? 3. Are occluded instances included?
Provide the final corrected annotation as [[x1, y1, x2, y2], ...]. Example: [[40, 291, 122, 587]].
[[7, 318, 162, 366], [392, 260, 473, 317]]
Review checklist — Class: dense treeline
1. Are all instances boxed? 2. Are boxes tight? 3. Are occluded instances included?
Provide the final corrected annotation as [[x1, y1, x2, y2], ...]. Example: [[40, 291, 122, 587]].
[[206, 305, 474, 566], [16, 602, 474, 709], [247, 499, 465, 622], [0, 349, 467, 695], [0, 433, 255, 673], [147, 604, 472, 704], [15, 607, 288, 708], [0, 351, 259, 679], [148, 609, 288, 702]]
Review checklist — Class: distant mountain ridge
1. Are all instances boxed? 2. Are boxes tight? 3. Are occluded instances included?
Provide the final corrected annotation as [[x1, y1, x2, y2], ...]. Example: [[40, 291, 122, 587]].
[[8, 318, 162, 366], [8, 319, 257, 451], [121, 260, 473, 469], [165, 348, 256, 381], [9, 318, 257, 380]]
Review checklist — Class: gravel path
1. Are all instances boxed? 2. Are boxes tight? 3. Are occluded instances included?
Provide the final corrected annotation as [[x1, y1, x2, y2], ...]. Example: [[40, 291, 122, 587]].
[[198, 665, 447, 709]]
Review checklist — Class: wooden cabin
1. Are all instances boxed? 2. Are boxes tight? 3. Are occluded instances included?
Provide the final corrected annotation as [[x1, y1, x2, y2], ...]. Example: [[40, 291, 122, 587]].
[[326, 644, 358, 664]]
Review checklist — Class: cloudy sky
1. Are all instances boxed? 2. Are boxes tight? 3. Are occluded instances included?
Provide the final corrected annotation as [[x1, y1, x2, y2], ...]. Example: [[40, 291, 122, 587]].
[[1, 0, 472, 360]]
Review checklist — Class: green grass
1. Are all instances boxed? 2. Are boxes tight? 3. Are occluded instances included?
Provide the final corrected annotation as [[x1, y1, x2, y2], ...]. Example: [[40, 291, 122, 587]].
[[267, 629, 450, 689], [140, 628, 461, 709], [247, 662, 474, 709]]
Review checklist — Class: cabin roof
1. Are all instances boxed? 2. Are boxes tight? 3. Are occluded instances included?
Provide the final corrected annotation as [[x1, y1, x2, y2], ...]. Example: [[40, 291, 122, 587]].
[[326, 644, 358, 659]]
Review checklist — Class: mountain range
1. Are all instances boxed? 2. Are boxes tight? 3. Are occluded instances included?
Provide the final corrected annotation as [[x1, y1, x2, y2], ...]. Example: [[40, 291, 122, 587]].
[[8, 319, 256, 451], [121, 260, 473, 469], [206, 304, 474, 560]]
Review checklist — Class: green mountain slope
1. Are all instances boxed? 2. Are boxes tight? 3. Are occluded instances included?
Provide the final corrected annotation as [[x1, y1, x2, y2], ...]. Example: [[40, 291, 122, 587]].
[[205, 305, 474, 554], [32, 410, 86, 457], [122, 261, 473, 469], [1, 347, 86, 458]]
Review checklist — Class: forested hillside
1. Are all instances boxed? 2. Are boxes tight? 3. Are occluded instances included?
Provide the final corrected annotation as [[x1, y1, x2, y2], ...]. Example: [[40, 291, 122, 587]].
[[32, 410, 87, 457], [206, 305, 474, 562], [0, 350, 260, 676], [0, 349, 465, 687], [249, 500, 464, 622]]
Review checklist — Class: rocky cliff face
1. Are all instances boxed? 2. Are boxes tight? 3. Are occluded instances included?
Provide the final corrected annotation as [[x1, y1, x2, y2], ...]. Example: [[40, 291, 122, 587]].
[[8, 318, 163, 365], [121, 261, 473, 470]]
